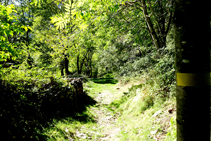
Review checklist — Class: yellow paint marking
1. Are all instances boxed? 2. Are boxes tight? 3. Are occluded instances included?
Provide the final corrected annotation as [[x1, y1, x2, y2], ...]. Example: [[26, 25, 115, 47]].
[[177, 73, 210, 86]]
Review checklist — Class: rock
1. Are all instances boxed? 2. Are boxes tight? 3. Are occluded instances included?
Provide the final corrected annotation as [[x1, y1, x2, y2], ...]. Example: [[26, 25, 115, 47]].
[[64, 77, 84, 96], [76, 132, 87, 139], [150, 129, 158, 135], [152, 110, 162, 117], [70, 78, 84, 96], [68, 137, 74, 141]]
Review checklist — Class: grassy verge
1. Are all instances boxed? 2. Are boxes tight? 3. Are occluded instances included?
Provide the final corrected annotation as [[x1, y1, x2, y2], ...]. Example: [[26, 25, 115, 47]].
[[106, 78, 176, 141]]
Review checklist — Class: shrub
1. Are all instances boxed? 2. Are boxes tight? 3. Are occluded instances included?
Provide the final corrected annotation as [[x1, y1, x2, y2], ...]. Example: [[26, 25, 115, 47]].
[[0, 75, 95, 139]]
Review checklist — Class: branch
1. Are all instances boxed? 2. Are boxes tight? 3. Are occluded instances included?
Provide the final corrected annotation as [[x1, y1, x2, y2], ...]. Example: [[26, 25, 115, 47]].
[[147, 0, 153, 17], [125, 1, 140, 6], [165, 0, 175, 35], [123, 1, 143, 11], [141, 0, 161, 50]]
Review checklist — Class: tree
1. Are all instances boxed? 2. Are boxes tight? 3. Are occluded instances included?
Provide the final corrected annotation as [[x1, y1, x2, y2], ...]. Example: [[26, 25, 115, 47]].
[[174, 0, 210, 140], [15, 0, 34, 68], [0, 4, 29, 68], [110, 0, 174, 50]]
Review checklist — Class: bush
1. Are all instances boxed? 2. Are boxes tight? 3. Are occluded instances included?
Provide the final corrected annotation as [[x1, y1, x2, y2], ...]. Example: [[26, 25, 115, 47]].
[[144, 42, 176, 98], [0, 76, 95, 139]]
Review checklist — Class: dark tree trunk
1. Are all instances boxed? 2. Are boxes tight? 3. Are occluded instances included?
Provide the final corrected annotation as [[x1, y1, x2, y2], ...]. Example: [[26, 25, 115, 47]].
[[84, 52, 92, 77], [77, 55, 80, 74], [60, 58, 65, 76], [27, 52, 33, 69], [64, 54, 70, 75], [61, 67, 64, 76], [89, 56, 92, 77], [174, 0, 210, 140], [77, 52, 88, 74], [141, 0, 161, 50], [60, 54, 70, 76]]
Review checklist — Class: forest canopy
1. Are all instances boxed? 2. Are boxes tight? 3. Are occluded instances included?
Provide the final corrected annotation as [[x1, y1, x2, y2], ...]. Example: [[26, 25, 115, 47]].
[[0, 0, 175, 78]]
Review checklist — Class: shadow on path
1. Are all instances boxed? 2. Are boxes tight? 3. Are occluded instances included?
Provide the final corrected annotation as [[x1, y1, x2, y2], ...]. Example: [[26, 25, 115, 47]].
[[90, 78, 118, 84]]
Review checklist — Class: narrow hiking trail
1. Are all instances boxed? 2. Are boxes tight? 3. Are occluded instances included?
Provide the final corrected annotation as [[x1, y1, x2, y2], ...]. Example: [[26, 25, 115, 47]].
[[81, 79, 145, 141], [42, 78, 176, 140], [82, 83, 122, 141], [41, 78, 147, 141], [90, 90, 122, 141]]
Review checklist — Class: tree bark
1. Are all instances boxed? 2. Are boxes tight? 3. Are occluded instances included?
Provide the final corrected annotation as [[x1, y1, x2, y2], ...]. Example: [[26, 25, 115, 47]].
[[174, 0, 210, 140], [64, 54, 70, 75], [89, 54, 93, 77], [140, 0, 174, 51], [77, 51, 88, 74], [77, 55, 80, 74], [141, 0, 161, 50]]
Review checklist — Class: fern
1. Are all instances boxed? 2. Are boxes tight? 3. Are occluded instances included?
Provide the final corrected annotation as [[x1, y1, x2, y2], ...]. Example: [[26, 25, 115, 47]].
[[50, 14, 68, 30], [50, 2, 77, 30]]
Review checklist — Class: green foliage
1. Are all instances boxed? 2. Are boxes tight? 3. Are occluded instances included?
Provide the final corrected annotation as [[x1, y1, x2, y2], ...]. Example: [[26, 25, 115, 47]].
[[0, 4, 29, 63], [145, 39, 176, 98], [108, 84, 144, 111], [0, 74, 96, 139], [0, 0, 177, 140], [165, 115, 176, 140], [0, 78, 71, 139]]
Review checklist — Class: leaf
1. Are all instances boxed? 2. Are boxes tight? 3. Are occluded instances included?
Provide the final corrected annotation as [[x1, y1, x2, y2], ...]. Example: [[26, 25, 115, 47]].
[[64, 3, 71, 12], [79, 23, 88, 31], [28, 26, 33, 31], [9, 30, 13, 36], [24, 27, 28, 32], [3, 31, 7, 36]]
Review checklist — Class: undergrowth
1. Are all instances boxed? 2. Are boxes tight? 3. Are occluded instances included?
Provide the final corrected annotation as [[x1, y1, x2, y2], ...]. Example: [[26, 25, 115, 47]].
[[0, 68, 96, 139]]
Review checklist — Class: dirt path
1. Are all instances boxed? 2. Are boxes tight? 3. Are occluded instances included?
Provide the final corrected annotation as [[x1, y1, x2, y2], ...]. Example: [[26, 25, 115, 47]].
[[86, 79, 145, 141], [90, 89, 121, 141]]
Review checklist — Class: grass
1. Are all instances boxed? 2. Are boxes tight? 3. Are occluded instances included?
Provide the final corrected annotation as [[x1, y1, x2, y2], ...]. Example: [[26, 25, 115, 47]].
[[105, 77, 176, 141], [113, 97, 176, 141], [40, 77, 176, 141], [84, 79, 119, 99], [41, 111, 98, 141], [40, 78, 119, 140]]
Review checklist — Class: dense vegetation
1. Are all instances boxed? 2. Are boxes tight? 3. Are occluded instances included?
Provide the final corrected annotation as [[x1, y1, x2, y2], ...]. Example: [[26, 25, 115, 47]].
[[0, 0, 178, 140]]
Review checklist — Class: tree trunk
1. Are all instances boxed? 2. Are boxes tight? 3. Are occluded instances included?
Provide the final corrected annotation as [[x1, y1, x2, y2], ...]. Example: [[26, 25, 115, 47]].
[[174, 0, 210, 140], [64, 54, 70, 75], [77, 55, 80, 74], [141, 0, 161, 50], [77, 52, 88, 74], [90, 62, 92, 77], [27, 52, 33, 69], [84, 52, 93, 77], [89, 55, 92, 77]]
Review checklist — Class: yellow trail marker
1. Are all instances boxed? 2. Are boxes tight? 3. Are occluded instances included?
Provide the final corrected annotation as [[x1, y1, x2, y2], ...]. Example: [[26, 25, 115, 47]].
[[176, 73, 210, 86]]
